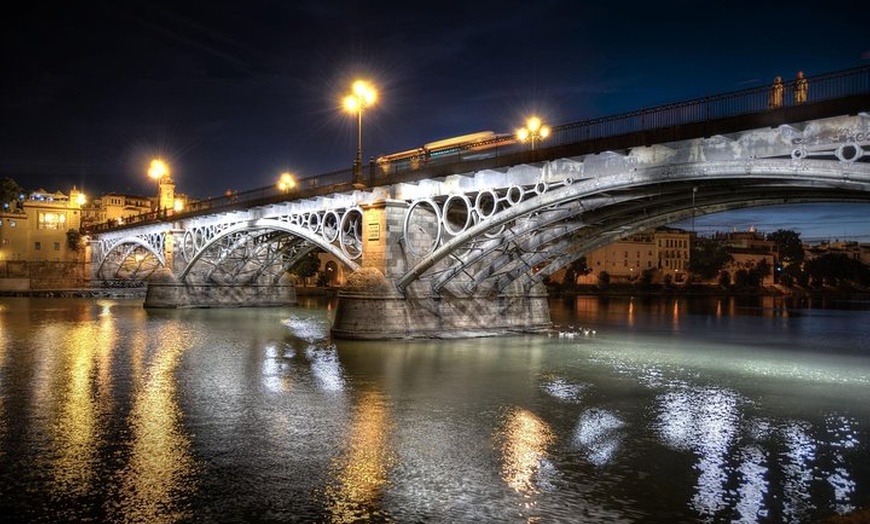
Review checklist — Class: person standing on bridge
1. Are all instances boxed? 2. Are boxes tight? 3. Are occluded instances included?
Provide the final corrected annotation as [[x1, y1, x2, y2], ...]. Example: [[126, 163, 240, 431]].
[[793, 70, 808, 104], [769, 76, 784, 109]]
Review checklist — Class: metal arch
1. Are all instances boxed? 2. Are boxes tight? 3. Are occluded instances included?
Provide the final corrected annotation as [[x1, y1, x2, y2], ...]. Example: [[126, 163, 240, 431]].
[[430, 203, 585, 293], [501, 183, 870, 292], [396, 157, 870, 293], [94, 233, 166, 267], [178, 218, 360, 282], [93, 235, 166, 280], [512, 188, 870, 293], [465, 219, 589, 294]]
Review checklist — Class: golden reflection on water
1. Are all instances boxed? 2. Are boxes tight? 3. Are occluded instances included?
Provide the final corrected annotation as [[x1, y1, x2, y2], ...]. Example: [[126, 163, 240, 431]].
[[49, 322, 105, 496], [498, 407, 554, 495], [112, 322, 198, 523], [324, 389, 395, 523]]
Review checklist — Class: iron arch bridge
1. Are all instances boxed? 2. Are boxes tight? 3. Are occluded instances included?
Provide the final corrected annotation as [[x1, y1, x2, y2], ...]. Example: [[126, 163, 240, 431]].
[[88, 113, 870, 338], [394, 114, 870, 294], [91, 199, 366, 285], [92, 114, 870, 291]]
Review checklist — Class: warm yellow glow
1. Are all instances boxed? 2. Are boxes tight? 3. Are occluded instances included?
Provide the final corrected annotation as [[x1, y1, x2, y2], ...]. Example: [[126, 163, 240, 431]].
[[344, 80, 376, 114], [517, 116, 550, 148], [325, 390, 394, 521], [76, 193, 86, 206], [113, 324, 197, 522], [277, 172, 297, 192], [147, 159, 169, 181], [499, 407, 554, 494], [173, 199, 184, 212]]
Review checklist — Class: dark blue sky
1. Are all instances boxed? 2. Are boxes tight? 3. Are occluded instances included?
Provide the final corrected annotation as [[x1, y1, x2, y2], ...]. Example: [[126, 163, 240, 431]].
[[2, 1, 868, 240]]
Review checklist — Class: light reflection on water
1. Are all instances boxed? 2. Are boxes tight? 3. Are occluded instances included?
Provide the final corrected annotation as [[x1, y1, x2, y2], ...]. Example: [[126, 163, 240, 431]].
[[0, 296, 868, 522]]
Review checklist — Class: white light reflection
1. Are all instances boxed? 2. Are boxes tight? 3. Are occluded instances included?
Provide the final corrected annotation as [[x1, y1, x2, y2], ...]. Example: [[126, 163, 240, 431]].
[[539, 375, 587, 403], [824, 414, 859, 514], [305, 344, 345, 392], [282, 315, 330, 343], [656, 386, 740, 518], [780, 421, 815, 521], [735, 445, 768, 523], [572, 408, 625, 467], [261, 343, 291, 392]]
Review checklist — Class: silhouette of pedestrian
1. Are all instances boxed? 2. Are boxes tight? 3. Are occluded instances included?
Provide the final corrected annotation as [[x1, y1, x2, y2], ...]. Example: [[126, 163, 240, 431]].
[[769, 76, 784, 109], [793, 70, 808, 104]]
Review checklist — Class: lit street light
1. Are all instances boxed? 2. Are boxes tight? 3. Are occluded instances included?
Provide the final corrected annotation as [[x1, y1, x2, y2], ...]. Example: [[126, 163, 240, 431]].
[[343, 80, 377, 181], [148, 158, 170, 211], [516, 116, 550, 150], [277, 172, 296, 194]]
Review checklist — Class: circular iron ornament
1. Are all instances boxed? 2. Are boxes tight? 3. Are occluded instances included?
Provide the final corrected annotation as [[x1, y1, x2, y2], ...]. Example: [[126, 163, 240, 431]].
[[180, 229, 197, 262], [305, 212, 321, 231], [791, 148, 808, 160], [534, 181, 549, 195], [836, 143, 863, 163], [442, 194, 473, 236], [474, 190, 499, 220], [339, 207, 364, 260], [403, 199, 442, 257], [506, 185, 525, 206], [321, 211, 340, 243]]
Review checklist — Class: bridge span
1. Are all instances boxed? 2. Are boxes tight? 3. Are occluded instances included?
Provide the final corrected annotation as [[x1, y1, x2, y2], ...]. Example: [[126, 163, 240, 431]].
[[87, 67, 870, 339]]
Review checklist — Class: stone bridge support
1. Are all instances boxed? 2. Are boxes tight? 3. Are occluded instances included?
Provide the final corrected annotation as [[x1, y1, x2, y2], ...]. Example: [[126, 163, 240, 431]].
[[329, 200, 552, 339]]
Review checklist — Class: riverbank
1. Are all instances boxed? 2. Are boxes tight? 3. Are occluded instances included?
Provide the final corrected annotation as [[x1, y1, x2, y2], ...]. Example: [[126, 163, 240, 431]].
[[549, 282, 870, 301], [0, 287, 146, 299]]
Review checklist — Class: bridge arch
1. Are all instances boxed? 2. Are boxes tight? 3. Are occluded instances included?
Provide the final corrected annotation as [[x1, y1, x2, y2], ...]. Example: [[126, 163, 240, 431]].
[[94, 235, 166, 282], [178, 218, 361, 283], [397, 156, 870, 294]]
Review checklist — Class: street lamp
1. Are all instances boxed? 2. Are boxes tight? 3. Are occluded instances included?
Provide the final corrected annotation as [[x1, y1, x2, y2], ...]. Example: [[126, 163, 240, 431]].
[[148, 158, 169, 211], [516, 116, 550, 150], [343, 80, 377, 178], [277, 172, 296, 194]]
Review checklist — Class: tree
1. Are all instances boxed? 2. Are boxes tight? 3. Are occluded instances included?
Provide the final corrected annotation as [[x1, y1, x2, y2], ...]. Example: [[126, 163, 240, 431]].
[[767, 229, 804, 265], [66, 229, 83, 252], [597, 271, 610, 288], [688, 237, 732, 280], [562, 257, 590, 289], [291, 251, 320, 280], [0, 177, 24, 211], [804, 253, 870, 287]]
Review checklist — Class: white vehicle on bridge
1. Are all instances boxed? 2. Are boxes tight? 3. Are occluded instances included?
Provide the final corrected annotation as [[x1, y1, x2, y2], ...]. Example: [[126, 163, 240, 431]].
[[376, 130, 514, 174]]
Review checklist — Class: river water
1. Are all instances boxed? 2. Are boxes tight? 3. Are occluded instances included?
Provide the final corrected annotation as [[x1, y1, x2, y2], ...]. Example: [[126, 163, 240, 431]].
[[0, 294, 867, 523]]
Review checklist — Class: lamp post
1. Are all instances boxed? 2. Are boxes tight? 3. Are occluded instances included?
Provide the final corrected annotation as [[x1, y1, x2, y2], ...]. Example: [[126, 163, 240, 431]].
[[343, 80, 377, 184], [147, 159, 169, 211], [277, 172, 296, 194], [516, 116, 550, 150]]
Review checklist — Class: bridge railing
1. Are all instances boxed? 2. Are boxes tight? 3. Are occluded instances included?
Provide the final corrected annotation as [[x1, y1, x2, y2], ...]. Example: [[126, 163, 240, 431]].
[[553, 65, 870, 143], [86, 65, 869, 234]]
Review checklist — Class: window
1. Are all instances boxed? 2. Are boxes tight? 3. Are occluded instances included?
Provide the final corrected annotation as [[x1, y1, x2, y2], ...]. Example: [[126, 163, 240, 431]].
[[35, 241, 41, 251], [38, 212, 67, 230], [54, 242, 61, 251]]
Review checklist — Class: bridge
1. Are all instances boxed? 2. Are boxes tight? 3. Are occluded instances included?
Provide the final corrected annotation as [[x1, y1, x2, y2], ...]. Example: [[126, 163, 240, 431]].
[[87, 66, 870, 339]]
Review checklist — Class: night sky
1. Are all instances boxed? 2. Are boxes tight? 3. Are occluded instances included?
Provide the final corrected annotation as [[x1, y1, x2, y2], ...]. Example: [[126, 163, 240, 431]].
[[2, 1, 868, 240]]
